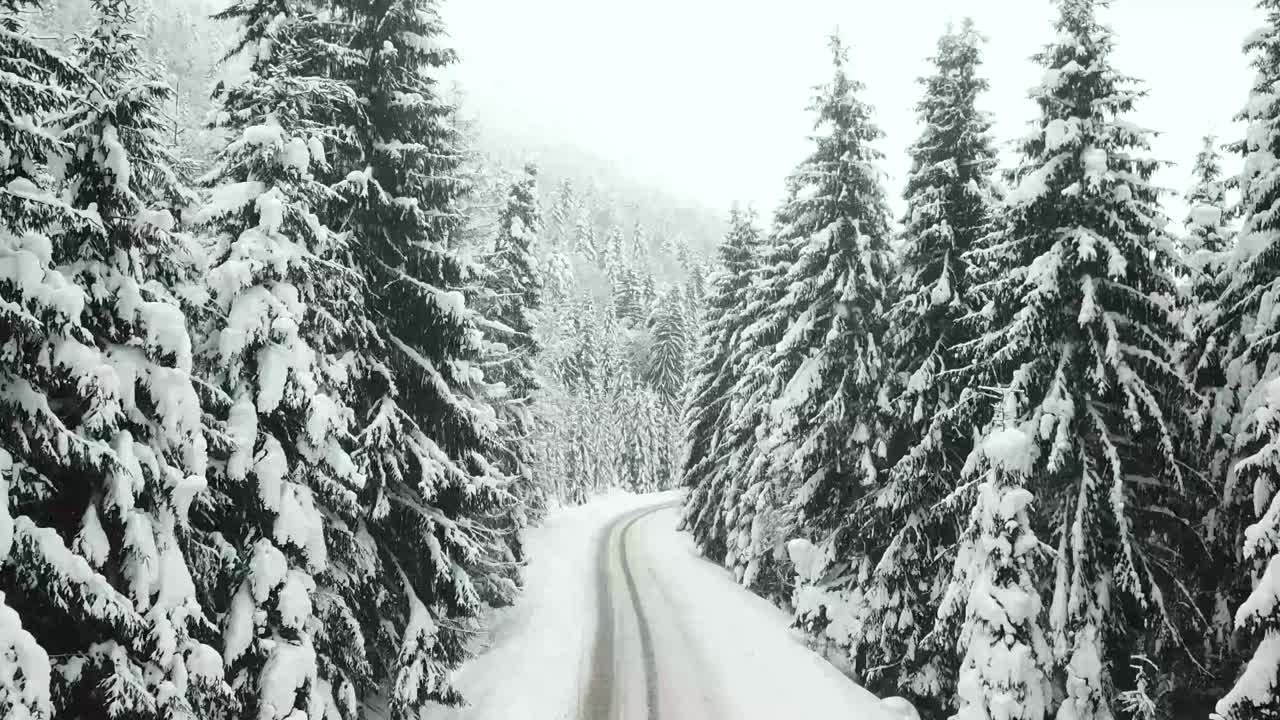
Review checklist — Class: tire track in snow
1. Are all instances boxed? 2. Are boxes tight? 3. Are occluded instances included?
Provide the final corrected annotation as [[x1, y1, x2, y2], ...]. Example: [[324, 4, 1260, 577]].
[[580, 501, 678, 720]]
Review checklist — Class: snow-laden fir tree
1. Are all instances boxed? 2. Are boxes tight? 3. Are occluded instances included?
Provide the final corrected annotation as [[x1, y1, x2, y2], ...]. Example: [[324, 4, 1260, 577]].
[[1188, 135, 1236, 404], [485, 163, 544, 405], [856, 19, 1000, 709], [1185, 135, 1234, 264], [1, 5, 93, 717], [934, 425, 1053, 720], [954, 1, 1201, 717], [480, 162, 545, 516], [1184, 134, 1246, 687], [573, 202, 598, 265], [602, 224, 626, 284], [683, 212, 797, 594], [3, 0, 230, 716], [196, 1, 373, 715], [546, 178, 575, 250], [1214, 4, 1280, 719], [646, 288, 690, 408], [678, 207, 762, 546], [322, 0, 522, 711], [759, 32, 894, 587]]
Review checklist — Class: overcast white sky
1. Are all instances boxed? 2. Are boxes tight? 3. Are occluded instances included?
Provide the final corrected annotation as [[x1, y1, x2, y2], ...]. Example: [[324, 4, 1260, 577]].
[[443, 0, 1260, 222]]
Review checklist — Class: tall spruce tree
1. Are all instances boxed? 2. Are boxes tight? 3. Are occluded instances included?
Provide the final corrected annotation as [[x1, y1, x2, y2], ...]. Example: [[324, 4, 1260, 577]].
[[760, 32, 894, 572], [646, 288, 690, 408], [481, 162, 545, 519], [485, 162, 544, 402], [935, 426, 1054, 720], [679, 207, 762, 545], [949, 2, 1201, 717], [1215, 4, 1280, 719], [324, 0, 521, 712], [857, 19, 1000, 710], [3, 0, 229, 716], [196, 0, 373, 716]]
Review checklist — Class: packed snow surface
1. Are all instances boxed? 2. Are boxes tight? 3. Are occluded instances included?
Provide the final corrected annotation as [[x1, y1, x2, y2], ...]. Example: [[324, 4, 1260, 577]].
[[425, 491, 896, 720]]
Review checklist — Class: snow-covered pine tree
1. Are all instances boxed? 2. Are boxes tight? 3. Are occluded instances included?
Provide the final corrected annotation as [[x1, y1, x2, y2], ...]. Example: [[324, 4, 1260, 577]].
[[196, 2, 373, 716], [1, 7, 94, 719], [934, 426, 1053, 720], [2, 0, 228, 716], [602, 224, 625, 283], [547, 178, 575, 250], [1214, 4, 1280, 719], [678, 206, 762, 539], [955, 1, 1201, 716], [323, 0, 522, 711], [682, 206, 797, 594], [760, 32, 894, 572], [485, 162, 544, 403], [857, 19, 1000, 709], [1184, 133, 1246, 688], [1185, 135, 1234, 263], [481, 162, 545, 516], [646, 288, 689, 408], [572, 202, 598, 265], [613, 264, 646, 326], [1188, 135, 1235, 401]]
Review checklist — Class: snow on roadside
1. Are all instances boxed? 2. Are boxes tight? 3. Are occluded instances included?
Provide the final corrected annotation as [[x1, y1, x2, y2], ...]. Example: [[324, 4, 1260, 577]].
[[627, 507, 900, 720], [423, 490, 678, 720]]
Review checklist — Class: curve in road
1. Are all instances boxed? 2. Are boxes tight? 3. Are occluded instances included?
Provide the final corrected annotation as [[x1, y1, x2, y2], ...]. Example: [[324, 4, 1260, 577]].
[[580, 501, 677, 720]]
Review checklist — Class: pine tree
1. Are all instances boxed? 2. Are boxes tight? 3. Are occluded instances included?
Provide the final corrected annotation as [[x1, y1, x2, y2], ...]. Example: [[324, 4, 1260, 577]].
[[572, 202, 598, 264], [1185, 135, 1234, 261], [629, 221, 649, 266], [760, 32, 894, 564], [196, 0, 373, 715], [858, 19, 1000, 708], [1215, 5, 1280, 719], [955, 2, 1201, 717], [3, 0, 234, 716], [547, 178, 575, 250], [323, 0, 521, 712], [602, 224, 625, 283], [935, 427, 1053, 720], [486, 162, 544, 401], [646, 288, 689, 408], [679, 207, 762, 551], [613, 264, 646, 326], [481, 162, 545, 519]]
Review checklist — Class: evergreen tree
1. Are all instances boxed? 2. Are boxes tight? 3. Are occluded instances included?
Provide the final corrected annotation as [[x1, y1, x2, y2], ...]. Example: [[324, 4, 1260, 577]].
[[935, 427, 1053, 720], [954, 2, 1200, 717], [2, 0, 228, 716], [486, 162, 544, 400], [712, 229, 798, 595], [858, 19, 1000, 709], [547, 178, 575, 250], [196, 0, 372, 715], [482, 162, 545, 517], [629, 221, 649, 266], [324, 0, 522, 712], [1185, 135, 1234, 261], [613, 265, 646, 326], [679, 207, 762, 550], [602, 224, 625, 283], [572, 203, 598, 264], [1215, 5, 1280, 719], [646, 288, 690, 408], [761, 32, 894, 561]]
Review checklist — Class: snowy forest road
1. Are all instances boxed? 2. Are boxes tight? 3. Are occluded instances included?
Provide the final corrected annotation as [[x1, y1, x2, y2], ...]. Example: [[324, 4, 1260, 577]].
[[580, 500, 897, 720]]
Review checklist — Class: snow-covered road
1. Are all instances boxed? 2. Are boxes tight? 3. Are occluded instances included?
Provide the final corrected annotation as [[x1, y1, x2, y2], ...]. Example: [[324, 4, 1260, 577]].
[[426, 491, 897, 720]]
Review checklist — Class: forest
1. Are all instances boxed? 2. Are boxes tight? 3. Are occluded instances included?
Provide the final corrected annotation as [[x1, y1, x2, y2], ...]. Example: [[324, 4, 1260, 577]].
[[2, 0, 1280, 719]]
